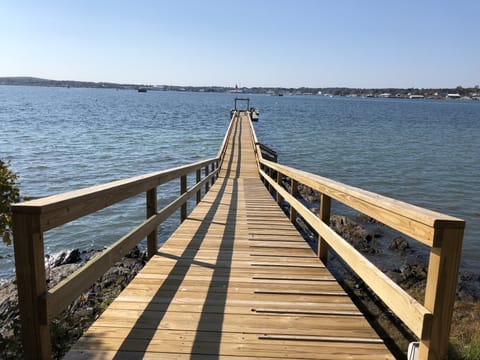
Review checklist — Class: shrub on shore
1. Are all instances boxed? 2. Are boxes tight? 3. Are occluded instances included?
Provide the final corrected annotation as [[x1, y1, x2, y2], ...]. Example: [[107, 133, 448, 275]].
[[0, 160, 20, 245]]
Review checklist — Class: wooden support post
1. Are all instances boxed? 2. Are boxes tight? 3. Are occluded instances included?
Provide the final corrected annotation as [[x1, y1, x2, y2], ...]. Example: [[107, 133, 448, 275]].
[[268, 168, 273, 194], [210, 163, 215, 187], [205, 165, 210, 193], [419, 226, 464, 360], [290, 179, 298, 223], [276, 171, 283, 205], [212, 161, 217, 182], [12, 212, 51, 360], [196, 169, 201, 204], [181, 175, 187, 222], [318, 194, 331, 264], [146, 188, 158, 258]]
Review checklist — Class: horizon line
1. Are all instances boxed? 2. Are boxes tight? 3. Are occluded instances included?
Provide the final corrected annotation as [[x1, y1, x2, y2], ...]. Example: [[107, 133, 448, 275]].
[[0, 75, 478, 90]]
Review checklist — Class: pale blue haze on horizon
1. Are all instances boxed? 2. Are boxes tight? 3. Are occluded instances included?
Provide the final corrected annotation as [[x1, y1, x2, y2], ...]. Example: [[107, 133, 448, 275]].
[[0, 0, 479, 88]]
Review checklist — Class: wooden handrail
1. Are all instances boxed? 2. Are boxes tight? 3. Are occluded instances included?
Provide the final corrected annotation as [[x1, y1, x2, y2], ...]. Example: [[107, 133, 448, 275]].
[[13, 158, 217, 232], [256, 142, 278, 163], [216, 109, 237, 164], [12, 157, 220, 359], [260, 167, 432, 338], [260, 159, 462, 247], [42, 170, 217, 322], [248, 119, 465, 360]]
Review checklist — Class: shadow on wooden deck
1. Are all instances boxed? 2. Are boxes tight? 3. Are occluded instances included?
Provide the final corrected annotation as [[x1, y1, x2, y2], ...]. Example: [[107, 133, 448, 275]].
[[110, 113, 242, 359]]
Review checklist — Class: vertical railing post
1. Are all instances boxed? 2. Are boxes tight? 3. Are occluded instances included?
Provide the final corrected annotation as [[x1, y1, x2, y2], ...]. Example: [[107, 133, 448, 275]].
[[290, 179, 298, 223], [318, 194, 331, 264], [181, 175, 187, 222], [205, 165, 210, 193], [276, 171, 283, 205], [146, 188, 158, 258], [210, 162, 215, 187], [419, 226, 464, 360], [196, 169, 201, 204], [268, 168, 273, 194], [12, 211, 51, 360]]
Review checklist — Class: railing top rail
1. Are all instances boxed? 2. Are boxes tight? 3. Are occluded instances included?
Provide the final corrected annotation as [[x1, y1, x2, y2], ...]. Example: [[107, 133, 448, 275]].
[[249, 117, 463, 246], [216, 111, 237, 160], [260, 158, 464, 230], [256, 142, 278, 157], [14, 157, 217, 212], [12, 157, 218, 232]]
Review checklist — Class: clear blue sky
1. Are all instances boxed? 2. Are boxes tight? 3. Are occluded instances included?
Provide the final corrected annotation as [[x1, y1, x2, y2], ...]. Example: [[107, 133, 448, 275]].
[[1, 0, 478, 88]]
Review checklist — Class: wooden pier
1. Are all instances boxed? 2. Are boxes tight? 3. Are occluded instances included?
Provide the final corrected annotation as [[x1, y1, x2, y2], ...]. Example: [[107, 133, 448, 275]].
[[12, 110, 465, 359]]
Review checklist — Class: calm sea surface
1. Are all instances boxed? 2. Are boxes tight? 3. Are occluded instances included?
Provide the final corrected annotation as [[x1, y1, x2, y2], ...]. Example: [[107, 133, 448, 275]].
[[1, 86, 479, 281]]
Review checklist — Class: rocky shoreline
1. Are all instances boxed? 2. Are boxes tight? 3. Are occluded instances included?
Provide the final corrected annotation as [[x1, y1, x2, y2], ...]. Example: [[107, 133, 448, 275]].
[[0, 247, 146, 359]]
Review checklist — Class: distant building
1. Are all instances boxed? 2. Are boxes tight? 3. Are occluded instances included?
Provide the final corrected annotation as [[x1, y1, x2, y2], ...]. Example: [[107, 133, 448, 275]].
[[446, 93, 461, 99], [379, 93, 393, 98], [230, 84, 243, 94]]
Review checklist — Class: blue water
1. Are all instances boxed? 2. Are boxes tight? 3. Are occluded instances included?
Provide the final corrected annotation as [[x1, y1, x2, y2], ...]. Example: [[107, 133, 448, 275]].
[[1, 86, 479, 281]]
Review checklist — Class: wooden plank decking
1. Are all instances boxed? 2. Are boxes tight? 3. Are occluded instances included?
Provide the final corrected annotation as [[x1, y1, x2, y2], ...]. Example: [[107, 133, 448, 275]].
[[66, 114, 394, 359]]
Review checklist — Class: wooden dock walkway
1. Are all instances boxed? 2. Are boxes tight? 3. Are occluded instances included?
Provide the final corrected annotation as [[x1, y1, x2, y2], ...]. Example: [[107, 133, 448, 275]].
[[65, 114, 394, 359]]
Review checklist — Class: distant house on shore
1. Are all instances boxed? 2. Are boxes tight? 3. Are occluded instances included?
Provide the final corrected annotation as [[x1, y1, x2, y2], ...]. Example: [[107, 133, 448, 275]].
[[446, 93, 461, 99], [378, 93, 393, 98]]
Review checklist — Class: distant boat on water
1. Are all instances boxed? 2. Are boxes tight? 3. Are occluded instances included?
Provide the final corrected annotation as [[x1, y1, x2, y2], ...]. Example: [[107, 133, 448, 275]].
[[137, 87, 147, 93], [250, 107, 259, 121]]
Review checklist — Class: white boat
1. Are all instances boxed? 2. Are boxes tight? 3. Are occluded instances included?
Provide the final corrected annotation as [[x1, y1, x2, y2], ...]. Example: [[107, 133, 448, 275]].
[[250, 108, 259, 121]]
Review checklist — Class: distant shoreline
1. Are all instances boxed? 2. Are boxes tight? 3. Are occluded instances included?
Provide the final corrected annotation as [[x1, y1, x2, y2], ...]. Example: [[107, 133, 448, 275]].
[[1, 76, 479, 100]]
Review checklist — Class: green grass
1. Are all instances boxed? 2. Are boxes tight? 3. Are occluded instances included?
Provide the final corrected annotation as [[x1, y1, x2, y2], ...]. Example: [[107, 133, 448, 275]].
[[448, 301, 480, 359], [461, 333, 480, 360]]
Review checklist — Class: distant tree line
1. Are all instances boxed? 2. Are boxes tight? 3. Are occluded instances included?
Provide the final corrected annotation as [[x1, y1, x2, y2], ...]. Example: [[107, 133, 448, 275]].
[[0, 77, 478, 97]]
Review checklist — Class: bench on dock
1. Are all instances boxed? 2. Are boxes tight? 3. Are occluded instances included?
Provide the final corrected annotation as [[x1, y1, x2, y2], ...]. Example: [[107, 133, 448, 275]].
[[13, 110, 464, 359]]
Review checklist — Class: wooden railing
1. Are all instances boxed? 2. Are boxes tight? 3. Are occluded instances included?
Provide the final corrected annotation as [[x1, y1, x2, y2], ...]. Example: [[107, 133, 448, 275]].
[[256, 142, 278, 163], [12, 158, 219, 359], [12, 116, 236, 359], [248, 119, 464, 360]]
